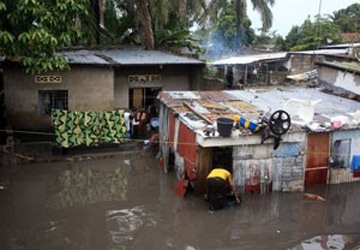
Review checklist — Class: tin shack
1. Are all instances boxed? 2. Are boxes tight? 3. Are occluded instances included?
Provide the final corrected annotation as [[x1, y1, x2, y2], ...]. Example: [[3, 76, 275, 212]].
[[158, 86, 360, 195]]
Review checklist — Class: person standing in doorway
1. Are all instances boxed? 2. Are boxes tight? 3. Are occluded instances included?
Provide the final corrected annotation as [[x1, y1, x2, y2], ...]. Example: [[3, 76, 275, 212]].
[[206, 166, 241, 211]]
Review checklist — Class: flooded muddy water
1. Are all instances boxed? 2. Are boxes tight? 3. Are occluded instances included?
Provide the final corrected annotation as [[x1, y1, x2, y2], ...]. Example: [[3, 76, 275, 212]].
[[1, 153, 360, 250]]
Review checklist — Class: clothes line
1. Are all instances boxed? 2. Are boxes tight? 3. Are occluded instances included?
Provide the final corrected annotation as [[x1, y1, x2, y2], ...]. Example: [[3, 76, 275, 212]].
[[51, 109, 127, 148]]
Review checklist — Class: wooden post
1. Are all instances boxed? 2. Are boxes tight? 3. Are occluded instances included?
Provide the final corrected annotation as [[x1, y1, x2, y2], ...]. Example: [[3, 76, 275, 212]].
[[244, 65, 248, 85], [195, 147, 213, 194], [183, 102, 213, 124]]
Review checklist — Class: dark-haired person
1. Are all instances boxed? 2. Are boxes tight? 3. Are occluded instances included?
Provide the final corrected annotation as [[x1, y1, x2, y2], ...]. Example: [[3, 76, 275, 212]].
[[206, 167, 241, 211]]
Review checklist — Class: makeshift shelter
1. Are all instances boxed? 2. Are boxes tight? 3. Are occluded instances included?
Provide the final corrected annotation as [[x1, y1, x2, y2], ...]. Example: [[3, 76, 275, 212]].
[[211, 49, 352, 87], [317, 54, 360, 99], [158, 86, 360, 195]]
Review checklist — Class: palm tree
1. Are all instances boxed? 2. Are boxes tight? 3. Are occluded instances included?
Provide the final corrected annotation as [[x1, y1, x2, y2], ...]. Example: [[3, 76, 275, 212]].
[[136, 0, 154, 49], [207, 0, 275, 47], [110, 0, 205, 49]]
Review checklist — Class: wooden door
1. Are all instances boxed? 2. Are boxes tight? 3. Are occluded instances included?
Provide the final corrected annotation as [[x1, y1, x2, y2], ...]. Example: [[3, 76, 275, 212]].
[[132, 88, 144, 108], [305, 133, 330, 186]]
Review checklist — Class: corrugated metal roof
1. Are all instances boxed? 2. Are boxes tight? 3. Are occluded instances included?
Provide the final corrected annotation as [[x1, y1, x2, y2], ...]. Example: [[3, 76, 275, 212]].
[[159, 86, 360, 133], [317, 61, 360, 74], [59, 48, 204, 65], [211, 49, 349, 65], [290, 49, 350, 55], [58, 50, 110, 65], [158, 91, 236, 108], [211, 52, 287, 65], [100, 48, 204, 65], [224, 87, 360, 117], [319, 43, 360, 49]]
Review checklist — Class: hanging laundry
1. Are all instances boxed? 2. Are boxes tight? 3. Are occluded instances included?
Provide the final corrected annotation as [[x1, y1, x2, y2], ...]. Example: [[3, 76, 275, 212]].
[[52, 109, 70, 148], [52, 109, 127, 148], [102, 110, 127, 144]]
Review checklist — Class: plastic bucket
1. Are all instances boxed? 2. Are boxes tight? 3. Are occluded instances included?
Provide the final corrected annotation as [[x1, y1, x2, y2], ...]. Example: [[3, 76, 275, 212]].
[[151, 118, 159, 128], [216, 117, 234, 137]]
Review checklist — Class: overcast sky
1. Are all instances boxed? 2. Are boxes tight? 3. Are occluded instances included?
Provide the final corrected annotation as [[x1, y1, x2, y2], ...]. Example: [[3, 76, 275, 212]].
[[248, 0, 359, 36]]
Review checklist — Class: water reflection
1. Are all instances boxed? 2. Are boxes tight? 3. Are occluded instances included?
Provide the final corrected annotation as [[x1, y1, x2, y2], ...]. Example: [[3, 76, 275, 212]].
[[3, 154, 360, 250], [57, 167, 129, 208], [106, 206, 156, 250]]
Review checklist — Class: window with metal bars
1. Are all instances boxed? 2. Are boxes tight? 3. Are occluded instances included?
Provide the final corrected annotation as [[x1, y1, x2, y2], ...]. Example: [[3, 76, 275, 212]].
[[38, 90, 68, 115]]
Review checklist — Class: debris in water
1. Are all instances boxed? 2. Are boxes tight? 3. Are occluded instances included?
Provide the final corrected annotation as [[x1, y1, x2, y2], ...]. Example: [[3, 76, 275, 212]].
[[303, 193, 326, 202], [124, 159, 131, 165]]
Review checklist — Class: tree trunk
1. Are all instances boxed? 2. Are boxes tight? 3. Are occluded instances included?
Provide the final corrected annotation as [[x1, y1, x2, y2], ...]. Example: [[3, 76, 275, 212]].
[[99, 0, 104, 27], [93, 0, 101, 44], [235, 0, 243, 49], [137, 0, 154, 49]]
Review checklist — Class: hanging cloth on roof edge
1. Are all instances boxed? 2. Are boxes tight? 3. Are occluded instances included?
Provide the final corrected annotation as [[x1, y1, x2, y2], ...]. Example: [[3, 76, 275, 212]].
[[350, 155, 360, 173], [52, 109, 127, 148]]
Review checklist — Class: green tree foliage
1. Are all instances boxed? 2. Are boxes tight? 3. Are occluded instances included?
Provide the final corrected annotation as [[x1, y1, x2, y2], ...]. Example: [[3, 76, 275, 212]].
[[0, 0, 97, 74], [277, 4, 360, 51], [207, 0, 274, 48], [104, 0, 205, 52], [206, 1, 255, 55], [276, 17, 341, 51], [329, 3, 360, 33]]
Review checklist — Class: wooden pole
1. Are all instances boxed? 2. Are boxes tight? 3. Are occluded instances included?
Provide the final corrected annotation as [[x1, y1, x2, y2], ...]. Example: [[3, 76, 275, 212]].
[[244, 65, 248, 85], [183, 102, 213, 124]]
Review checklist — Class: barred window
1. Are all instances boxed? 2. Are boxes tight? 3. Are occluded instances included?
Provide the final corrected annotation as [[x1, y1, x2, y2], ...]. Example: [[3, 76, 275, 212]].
[[38, 90, 68, 115]]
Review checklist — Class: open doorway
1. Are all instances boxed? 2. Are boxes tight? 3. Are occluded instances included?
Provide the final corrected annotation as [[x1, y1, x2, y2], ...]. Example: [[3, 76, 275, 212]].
[[212, 147, 233, 172], [129, 88, 161, 109]]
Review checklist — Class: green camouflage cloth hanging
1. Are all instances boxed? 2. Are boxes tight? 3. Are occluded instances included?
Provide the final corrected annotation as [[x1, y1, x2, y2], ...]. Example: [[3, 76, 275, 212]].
[[52, 109, 127, 148], [52, 109, 69, 148], [102, 110, 127, 143]]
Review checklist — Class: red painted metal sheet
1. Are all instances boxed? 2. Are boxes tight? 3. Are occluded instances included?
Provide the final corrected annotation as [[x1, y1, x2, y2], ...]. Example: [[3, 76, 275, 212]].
[[173, 178, 189, 198], [178, 122, 197, 180], [246, 163, 260, 193], [168, 112, 175, 149], [305, 133, 330, 186]]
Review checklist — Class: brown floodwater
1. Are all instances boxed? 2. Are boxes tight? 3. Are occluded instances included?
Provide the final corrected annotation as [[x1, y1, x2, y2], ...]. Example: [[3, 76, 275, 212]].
[[1, 152, 360, 250]]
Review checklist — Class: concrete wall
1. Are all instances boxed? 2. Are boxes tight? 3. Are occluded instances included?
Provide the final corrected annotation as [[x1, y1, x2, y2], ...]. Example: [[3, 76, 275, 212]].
[[231, 61, 289, 86], [4, 65, 114, 130], [114, 65, 202, 108], [329, 129, 360, 184], [318, 65, 338, 84], [201, 77, 225, 90], [233, 140, 306, 193], [286, 54, 317, 74], [318, 65, 360, 95]]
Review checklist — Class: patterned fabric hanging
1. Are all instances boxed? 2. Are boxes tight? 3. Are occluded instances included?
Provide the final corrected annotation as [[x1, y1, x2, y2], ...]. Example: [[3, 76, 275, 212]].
[[52, 109, 127, 148]]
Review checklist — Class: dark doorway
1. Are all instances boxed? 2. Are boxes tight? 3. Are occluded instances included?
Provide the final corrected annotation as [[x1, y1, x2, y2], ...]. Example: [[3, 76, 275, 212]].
[[129, 88, 161, 109], [212, 147, 233, 172]]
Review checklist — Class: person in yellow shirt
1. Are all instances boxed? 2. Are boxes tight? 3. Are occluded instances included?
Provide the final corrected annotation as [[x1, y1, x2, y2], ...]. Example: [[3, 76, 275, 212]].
[[206, 167, 241, 211]]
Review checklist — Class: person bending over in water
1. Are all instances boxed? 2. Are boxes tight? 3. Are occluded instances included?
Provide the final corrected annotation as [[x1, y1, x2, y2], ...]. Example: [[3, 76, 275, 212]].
[[206, 166, 241, 211]]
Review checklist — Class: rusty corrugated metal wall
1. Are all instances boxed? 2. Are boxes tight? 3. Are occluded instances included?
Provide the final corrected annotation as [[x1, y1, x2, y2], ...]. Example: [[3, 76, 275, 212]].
[[233, 141, 305, 193], [177, 122, 197, 180], [168, 112, 175, 149]]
